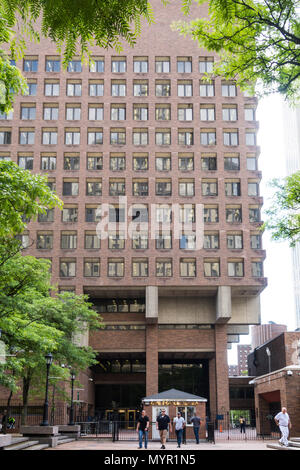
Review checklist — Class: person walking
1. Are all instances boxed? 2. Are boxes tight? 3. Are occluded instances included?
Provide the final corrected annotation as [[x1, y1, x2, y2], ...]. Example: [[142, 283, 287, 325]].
[[173, 411, 185, 448], [191, 414, 201, 444], [156, 409, 172, 450], [274, 407, 291, 447], [239, 416, 246, 434], [136, 409, 149, 449]]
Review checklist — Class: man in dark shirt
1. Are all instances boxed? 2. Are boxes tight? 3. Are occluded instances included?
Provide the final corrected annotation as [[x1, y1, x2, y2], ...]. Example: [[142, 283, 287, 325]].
[[191, 414, 201, 444], [156, 409, 172, 449], [136, 410, 150, 449]]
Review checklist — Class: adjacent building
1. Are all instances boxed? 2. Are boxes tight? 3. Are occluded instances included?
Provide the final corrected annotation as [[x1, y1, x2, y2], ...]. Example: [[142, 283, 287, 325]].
[[0, 0, 266, 421], [228, 344, 252, 376]]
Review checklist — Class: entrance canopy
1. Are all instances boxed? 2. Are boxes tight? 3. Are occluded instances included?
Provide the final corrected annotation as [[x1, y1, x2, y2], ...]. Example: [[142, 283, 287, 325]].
[[142, 388, 207, 406]]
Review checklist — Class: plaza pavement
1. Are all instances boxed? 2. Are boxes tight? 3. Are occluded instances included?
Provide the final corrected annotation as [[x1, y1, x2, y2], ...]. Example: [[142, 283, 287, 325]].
[[46, 438, 273, 451]]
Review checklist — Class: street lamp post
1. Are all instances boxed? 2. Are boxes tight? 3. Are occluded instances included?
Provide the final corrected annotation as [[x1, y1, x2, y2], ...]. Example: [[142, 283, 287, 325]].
[[69, 371, 76, 426], [41, 353, 53, 426], [266, 347, 271, 374]]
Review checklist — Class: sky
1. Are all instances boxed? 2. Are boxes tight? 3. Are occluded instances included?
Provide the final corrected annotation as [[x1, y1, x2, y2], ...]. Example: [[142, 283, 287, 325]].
[[227, 93, 297, 365]]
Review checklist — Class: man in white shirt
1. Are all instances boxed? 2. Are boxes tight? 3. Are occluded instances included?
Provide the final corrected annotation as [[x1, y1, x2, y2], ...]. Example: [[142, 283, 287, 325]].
[[173, 411, 185, 448], [274, 407, 291, 447]]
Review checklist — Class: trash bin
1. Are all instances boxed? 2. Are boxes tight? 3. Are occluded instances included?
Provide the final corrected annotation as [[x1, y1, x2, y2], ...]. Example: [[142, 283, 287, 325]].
[[207, 422, 215, 443]]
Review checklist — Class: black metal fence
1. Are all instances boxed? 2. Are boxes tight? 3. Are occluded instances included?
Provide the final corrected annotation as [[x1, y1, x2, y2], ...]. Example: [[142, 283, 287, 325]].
[[0, 405, 68, 433]]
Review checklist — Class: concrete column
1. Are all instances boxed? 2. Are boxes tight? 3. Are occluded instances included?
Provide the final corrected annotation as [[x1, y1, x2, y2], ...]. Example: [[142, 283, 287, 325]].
[[146, 286, 158, 323], [215, 324, 230, 414], [146, 324, 159, 396], [216, 286, 231, 323]]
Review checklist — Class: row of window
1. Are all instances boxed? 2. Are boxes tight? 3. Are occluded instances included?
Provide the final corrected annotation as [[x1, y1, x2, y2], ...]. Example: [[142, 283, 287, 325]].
[[19, 230, 262, 251], [1, 153, 258, 172], [53, 257, 264, 278], [35, 205, 262, 224], [0, 128, 258, 146], [19, 56, 217, 75], [0, 104, 256, 122], [10, 79, 248, 98]]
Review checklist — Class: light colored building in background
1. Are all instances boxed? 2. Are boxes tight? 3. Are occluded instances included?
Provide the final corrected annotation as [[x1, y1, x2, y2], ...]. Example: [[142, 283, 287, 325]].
[[228, 344, 251, 376], [282, 103, 300, 329]]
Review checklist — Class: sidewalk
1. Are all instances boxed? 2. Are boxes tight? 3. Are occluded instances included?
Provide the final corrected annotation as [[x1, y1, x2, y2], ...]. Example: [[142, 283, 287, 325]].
[[47, 439, 273, 451]]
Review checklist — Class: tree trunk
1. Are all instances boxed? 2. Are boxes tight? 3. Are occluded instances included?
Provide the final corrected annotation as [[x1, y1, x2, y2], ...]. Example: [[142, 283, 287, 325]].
[[22, 375, 31, 425]]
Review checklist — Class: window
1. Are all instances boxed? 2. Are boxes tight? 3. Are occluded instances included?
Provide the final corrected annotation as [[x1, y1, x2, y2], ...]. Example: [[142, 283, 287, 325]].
[[226, 206, 242, 223], [63, 180, 79, 196], [179, 155, 194, 171], [178, 105, 193, 121], [133, 81, 148, 96], [21, 105, 36, 120], [252, 261, 263, 277], [247, 156, 258, 171], [200, 105, 215, 121], [109, 205, 125, 223], [67, 81, 82, 96], [133, 58, 148, 73], [46, 59, 60, 72], [199, 81, 214, 97], [156, 155, 171, 171], [64, 155, 80, 171], [204, 259, 220, 277], [38, 209, 54, 222], [60, 259, 76, 277], [156, 179, 171, 196], [18, 156, 33, 169], [23, 59, 38, 72], [180, 258, 196, 277], [85, 206, 101, 223], [156, 259, 172, 277], [156, 80, 171, 96], [222, 106, 237, 121], [84, 259, 100, 277], [88, 129, 103, 145], [111, 105, 126, 121], [88, 105, 103, 121], [178, 81, 192, 97], [65, 130, 80, 145], [132, 232, 148, 250], [202, 180, 218, 196], [156, 232, 172, 250], [156, 205, 172, 223], [109, 179, 125, 196], [179, 180, 194, 196], [180, 234, 196, 250], [85, 232, 101, 249], [41, 155, 56, 170], [90, 81, 104, 96], [89, 58, 104, 73], [228, 260, 244, 277], [44, 81, 59, 96], [249, 207, 261, 222], [223, 130, 239, 146], [156, 129, 171, 145], [224, 156, 240, 170], [110, 155, 126, 171], [0, 130, 12, 144], [204, 232, 219, 249], [202, 155, 217, 171], [225, 180, 241, 196], [110, 129, 126, 145], [111, 58, 126, 73], [61, 232, 77, 249], [250, 234, 262, 249], [133, 105, 148, 121], [87, 155, 103, 170], [27, 81, 37, 96], [133, 129, 148, 146], [108, 232, 125, 250], [133, 155, 148, 171], [227, 233, 243, 249], [42, 129, 58, 145], [246, 130, 257, 146], [180, 204, 195, 223], [66, 106, 81, 121], [67, 61, 82, 72], [131, 205, 148, 222], [87, 180, 102, 196], [132, 259, 148, 277], [178, 130, 193, 146], [248, 181, 259, 196], [0, 111, 13, 120], [222, 82, 237, 97], [204, 206, 218, 223], [108, 259, 124, 277], [245, 107, 256, 121], [177, 57, 192, 73], [199, 57, 214, 73], [155, 57, 170, 73], [15, 233, 30, 249], [37, 233, 53, 249], [133, 179, 148, 196], [44, 106, 59, 120], [155, 105, 171, 121], [200, 130, 216, 145], [19, 130, 35, 145]]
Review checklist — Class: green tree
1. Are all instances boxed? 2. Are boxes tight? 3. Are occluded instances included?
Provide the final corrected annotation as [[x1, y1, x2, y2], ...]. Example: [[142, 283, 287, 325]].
[[264, 171, 300, 247], [174, 0, 300, 102]]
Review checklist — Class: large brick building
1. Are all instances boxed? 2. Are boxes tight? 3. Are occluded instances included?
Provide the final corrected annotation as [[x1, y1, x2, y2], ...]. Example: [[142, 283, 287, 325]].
[[0, 0, 266, 423]]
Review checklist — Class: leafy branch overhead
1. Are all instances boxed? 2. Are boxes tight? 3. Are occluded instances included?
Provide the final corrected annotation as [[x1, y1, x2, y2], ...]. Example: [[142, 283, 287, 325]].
[[174, 0, 300, 102]]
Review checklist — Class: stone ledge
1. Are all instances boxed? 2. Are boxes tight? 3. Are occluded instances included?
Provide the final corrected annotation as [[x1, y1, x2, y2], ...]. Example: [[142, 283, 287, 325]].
[[0, 435, 12, 448], [20, 425, 59, 436]]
